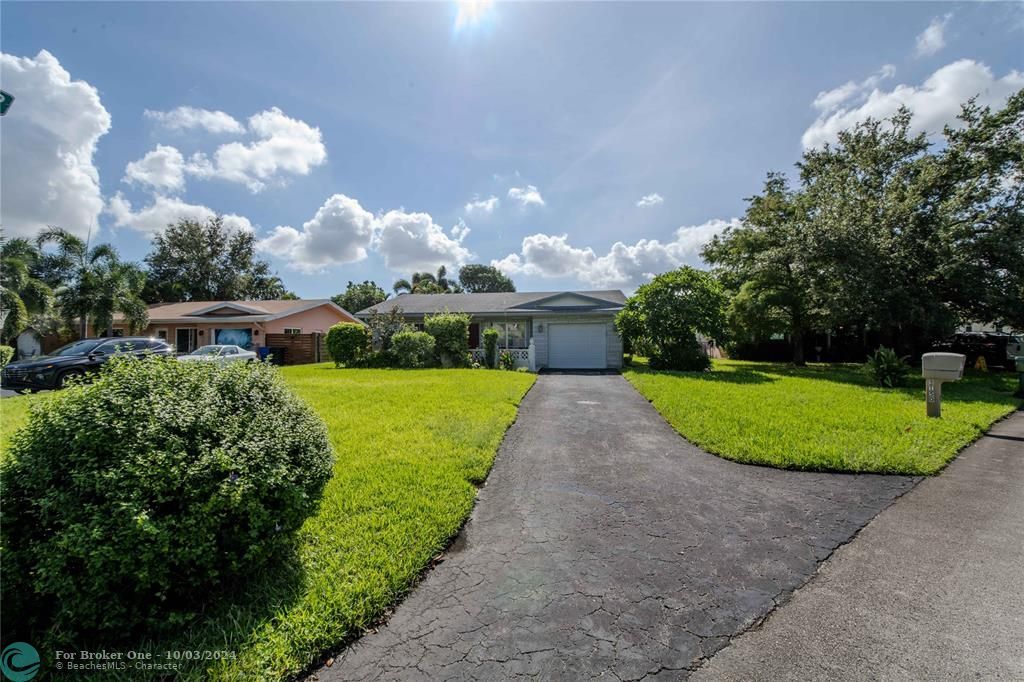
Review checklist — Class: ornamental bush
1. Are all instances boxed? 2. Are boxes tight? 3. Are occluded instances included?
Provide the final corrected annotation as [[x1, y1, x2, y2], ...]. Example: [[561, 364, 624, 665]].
[[483, 327, 499, 368], [326, 322, 371, 367], [499, 350, 515, 371], [391, 330, 436, 368], [864, 346, 911, 388], [0, 345, 13, 367], [0, 357, 334, 641], [424, 311, 470, 367]]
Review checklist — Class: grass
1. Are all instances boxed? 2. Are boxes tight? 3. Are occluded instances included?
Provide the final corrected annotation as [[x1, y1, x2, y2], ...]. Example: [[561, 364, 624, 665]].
[[1, 365, 534, 680], [624, 359, 1021, 475]]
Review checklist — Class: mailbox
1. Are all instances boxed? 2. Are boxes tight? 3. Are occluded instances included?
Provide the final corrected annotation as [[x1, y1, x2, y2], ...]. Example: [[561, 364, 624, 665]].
[[921, 353, 966, 381], [921, 352, 966, 418]]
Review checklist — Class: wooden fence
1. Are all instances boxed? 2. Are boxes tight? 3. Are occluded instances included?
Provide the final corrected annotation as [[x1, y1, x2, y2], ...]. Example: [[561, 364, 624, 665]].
[[263, 333, 327, 365]]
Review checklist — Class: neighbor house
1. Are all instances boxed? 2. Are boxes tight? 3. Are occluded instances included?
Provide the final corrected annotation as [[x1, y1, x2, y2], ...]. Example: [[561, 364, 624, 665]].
[[356, 290, 626, 370], [105, 299, 359, 353]]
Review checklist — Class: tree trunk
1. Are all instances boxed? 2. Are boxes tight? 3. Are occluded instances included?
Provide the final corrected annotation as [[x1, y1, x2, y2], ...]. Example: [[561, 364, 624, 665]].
[[792, 329, 806, 366], [79, 316, 88, 340]]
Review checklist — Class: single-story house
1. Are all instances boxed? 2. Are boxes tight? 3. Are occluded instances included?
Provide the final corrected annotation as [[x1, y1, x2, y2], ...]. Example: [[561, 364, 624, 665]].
[[106, 299, 359, 353], [356, 290, 626, 370]]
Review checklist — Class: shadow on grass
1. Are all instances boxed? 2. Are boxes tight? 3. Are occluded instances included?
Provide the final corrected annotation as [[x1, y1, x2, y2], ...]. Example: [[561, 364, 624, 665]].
[[625, 363, 779, 386]]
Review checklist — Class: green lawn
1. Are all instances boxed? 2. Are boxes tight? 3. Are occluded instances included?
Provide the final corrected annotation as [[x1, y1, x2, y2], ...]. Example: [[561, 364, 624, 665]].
[[1, 365, 534, 680], [625, 359, 1020, 475]]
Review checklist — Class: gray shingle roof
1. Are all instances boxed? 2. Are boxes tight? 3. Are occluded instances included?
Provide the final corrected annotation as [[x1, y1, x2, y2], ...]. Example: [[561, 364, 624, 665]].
[[356, 290, 626, 317]]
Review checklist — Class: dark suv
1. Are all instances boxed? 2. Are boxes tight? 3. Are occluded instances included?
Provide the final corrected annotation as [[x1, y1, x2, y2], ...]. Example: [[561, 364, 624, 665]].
[[932, 332, 1023, 370], [1, 337, 174, 392]]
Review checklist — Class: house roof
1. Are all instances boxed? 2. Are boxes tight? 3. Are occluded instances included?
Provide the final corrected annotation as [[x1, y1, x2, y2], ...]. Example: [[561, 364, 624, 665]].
[[356, 290, 627, 317], [116, 299, 355, 324]]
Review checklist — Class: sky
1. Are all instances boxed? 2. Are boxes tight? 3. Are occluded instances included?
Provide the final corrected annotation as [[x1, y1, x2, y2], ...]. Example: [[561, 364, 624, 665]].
[[1, 1, 1022, 298]]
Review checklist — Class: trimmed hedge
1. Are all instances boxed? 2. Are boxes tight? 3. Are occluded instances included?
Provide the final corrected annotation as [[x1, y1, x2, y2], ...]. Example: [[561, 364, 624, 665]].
[[326, 322, 371, 367], [0, 357, 334, 641], [424, 312, 470, 367], [391, 330, 436, 368], [0, 345, 13, 367], [483, 327, 499, 369]]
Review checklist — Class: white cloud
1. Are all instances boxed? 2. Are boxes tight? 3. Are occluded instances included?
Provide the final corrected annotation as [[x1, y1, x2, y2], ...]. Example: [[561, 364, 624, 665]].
[[374, 209, 472, 272], [123, 144, 186, 192], [465, 195, 499, 214], [188, 107, 327, 192], [802, 59, 1024, 149], [107, 192, 253, 235], [636, 192, 664, 208], [492, 218, 738, 288], [0, 50, 111, 239], [915, 14, 951, 58], [812, 65, 896, 113], [507, 184, 545, 207], [143, 106, 244, 134], [256, 194, 376, 273]]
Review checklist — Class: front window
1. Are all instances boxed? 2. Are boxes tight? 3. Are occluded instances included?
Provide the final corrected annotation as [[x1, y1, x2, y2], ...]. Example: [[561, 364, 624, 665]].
[[51, 340, 103, 356], [483, 321, 529, 349], [283, 327, 302, 335]]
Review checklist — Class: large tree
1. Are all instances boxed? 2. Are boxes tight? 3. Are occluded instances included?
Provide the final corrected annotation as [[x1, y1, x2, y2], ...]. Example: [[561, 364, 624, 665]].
[[143, 216, 291, 302], [393, 266, 461, 294], [332, 280, 388, 313], [458, 264, 516, 293], [0, 236, 52, 342], [36, 228, 149, 337]]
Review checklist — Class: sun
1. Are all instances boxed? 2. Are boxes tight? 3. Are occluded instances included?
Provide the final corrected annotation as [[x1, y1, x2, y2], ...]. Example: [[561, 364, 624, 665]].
[[454, 0, 495, 32]]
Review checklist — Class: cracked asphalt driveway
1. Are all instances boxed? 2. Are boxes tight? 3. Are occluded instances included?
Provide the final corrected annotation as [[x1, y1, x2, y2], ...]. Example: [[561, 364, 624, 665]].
[[314, 374, 915, 681]]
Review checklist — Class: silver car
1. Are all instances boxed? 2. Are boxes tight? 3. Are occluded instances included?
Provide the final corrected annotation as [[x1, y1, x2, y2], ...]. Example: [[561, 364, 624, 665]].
[[177, 344, 258, 364]]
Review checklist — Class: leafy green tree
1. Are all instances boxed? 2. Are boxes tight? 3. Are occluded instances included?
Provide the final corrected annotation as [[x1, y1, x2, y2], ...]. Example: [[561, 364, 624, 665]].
[[143, 216, 291, 302], [1, 236, 52, 342], [616, 267, 727, 371], [393, 266, 462, 294], [458, 264, 516, 293], [36, 228, 148, 338], [332, 280, 388, 313]]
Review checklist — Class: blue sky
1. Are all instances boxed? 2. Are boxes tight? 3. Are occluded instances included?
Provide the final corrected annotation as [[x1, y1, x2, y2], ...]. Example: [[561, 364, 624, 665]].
[[2, 1, 1021, 298]]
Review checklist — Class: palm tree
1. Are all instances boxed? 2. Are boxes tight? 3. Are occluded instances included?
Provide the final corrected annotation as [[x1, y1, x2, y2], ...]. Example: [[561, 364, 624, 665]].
[[0, 235, 53, 342], [393, 266, 462, 294], [36, 227, 149, 337]]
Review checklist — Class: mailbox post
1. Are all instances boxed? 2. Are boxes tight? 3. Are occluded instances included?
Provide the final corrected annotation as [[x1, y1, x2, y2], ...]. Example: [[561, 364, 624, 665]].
[[921, 352, 966, 418]]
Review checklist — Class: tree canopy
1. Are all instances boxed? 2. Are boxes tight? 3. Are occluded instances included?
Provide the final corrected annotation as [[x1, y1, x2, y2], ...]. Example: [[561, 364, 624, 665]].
[[393, 266, 461, 294], [458, 264, 516, 293], [332, 280, 388, 313], [143, 216, 291, 303]]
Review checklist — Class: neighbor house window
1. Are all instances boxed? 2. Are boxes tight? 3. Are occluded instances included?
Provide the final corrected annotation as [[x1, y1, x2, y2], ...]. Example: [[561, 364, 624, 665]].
[[283, 327, 302, 335]]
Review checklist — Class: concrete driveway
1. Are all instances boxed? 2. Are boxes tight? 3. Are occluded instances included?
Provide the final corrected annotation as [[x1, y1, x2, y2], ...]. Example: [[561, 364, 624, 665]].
[[314, 374, 915, 681]]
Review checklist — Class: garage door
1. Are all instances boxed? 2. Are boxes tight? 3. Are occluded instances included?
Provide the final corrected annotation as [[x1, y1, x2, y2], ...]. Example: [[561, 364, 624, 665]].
[[548, 323, 608, 369]]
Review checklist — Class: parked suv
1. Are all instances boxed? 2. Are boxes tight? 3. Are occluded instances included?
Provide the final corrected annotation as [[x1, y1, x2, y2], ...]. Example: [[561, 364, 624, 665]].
[[1, 337, 174, 392], [932, 332, 1023, 369]]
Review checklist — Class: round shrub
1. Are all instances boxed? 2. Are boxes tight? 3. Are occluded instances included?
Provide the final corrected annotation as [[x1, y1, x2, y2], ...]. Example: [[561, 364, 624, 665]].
[[0, 356, 334, 641], [326, 322, 371, 367], [499, 350, 515, 371], [864, 346, 911, 387], [391, 330, 436, 368], [424, 311, 470, 367], [483, 327, 499, 368], [0, 344, 13, 367]]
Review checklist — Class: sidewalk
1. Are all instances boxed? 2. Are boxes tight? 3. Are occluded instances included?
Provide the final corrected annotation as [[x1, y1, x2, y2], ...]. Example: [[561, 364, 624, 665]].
[[695, 410, 1024, 681]]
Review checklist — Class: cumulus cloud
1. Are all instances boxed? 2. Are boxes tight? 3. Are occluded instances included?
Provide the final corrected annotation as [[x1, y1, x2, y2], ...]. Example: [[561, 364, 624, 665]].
[[812, 65, 896, 113], [256, 194, 376, 273], [915, 14, 951, 57], [802, 59, 1024, 149], [0, 50, 111, 239], [107, 192, 253, 235], [492, 218, 739, 288], [507, 184, 545, 207], [144, 106, 244, 134], [465, 195, 499, 214], [123, 144, 187, 192], [188, 107, 327, 192], [636, 193, 664, 208], [375, 210, 472, 272]]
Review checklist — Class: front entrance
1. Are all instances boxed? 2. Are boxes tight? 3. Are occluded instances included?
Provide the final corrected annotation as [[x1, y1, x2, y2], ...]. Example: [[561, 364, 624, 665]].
[[175, 328, 198, 354], [547, 323, 607, 369]]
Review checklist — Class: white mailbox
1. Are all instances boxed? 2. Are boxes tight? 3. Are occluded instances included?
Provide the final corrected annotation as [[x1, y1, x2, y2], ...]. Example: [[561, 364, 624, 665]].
[[921, 352, 966, 418], [921, 353, 966, 381]]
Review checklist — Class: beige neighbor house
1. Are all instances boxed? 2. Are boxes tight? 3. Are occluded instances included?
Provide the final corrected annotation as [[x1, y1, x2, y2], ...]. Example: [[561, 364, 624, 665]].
[[357, 290, 626, 370], [107, 299, 359, 353]]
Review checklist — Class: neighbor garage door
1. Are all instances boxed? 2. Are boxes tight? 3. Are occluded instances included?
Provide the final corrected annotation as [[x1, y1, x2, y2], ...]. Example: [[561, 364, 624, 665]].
[[547, 323, 608, 369]]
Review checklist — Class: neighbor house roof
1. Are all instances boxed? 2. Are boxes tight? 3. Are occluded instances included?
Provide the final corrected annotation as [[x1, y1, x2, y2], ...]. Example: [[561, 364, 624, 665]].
[[356, 290, 627, 317], [115, 299, 354, 324]]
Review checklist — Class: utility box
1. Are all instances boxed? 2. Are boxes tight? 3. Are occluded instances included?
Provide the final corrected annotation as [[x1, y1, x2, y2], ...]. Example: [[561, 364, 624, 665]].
[[921, 352, 966, 418]]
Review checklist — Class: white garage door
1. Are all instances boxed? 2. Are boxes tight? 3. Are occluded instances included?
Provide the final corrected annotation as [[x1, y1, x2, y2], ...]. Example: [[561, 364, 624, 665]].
[[548, 323, 608, 369]]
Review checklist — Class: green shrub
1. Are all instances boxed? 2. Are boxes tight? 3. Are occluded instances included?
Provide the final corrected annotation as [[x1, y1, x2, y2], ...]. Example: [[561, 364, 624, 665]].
[[326, 322, 371, 367], [483, 327, 499, 368], [499, 350, 515, 371], [864, 346, 911, 387], [0, 345, 13, 367], [649, 337, 712, 372], [424, 311, 470, 367], [0, 357, 334, 641], [366, 307, 410, 353], [391, 330, 436, 368]]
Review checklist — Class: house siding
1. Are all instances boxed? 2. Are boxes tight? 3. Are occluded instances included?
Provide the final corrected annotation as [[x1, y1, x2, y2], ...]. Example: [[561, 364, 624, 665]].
[[533, 314, 622, 369]]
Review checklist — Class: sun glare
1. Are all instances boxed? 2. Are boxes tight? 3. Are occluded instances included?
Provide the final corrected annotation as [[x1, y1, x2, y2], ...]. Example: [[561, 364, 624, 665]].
[[454, 0, 495, 32]]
